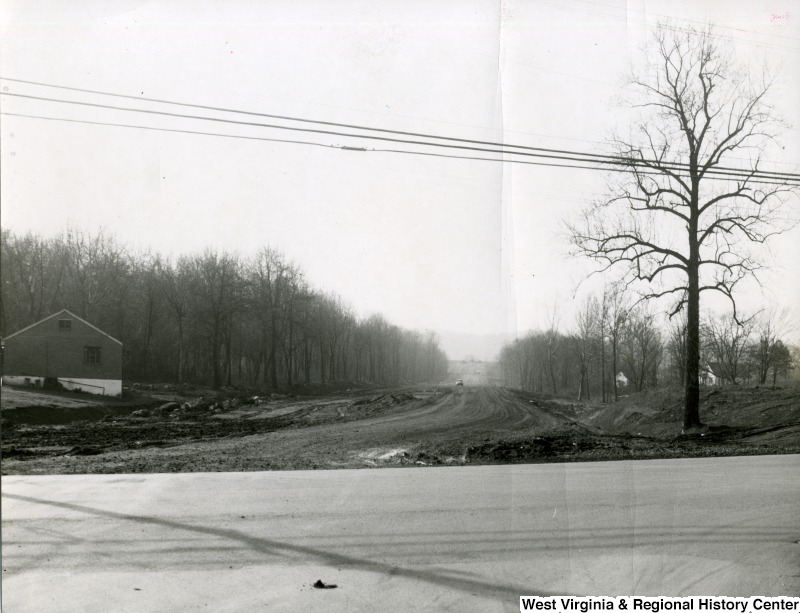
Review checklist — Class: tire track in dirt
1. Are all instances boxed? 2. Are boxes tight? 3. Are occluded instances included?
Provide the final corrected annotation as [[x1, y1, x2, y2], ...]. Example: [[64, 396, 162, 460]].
[[6, 383, 798, 475], [357, 386, 572, 438], [1, 385, 586, 473], [246, 385, 581, 463]]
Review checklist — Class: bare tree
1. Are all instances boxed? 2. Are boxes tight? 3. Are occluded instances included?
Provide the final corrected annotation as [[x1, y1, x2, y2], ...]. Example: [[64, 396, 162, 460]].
[[597, 287, 611, 402], [130, 252, 164, 380], [186, 249, 240, 388], [64, 228, 131, 325], [248, 248, 293, 389], [544, 305, 562, 394], [0, 231, 69, 332], [1, 227, 451, 389], [569, 25, 797, 429], [161, 257, 192, 383], [604, 284, 629, 401], [573, 297, 598, 401], [280, 270, 308, 387], [771, 341, 793, 385], [703, 313, 755, 385], [665, 315, 688, 386], [621, 307, 663, 392], [749, 307, 794, 385]]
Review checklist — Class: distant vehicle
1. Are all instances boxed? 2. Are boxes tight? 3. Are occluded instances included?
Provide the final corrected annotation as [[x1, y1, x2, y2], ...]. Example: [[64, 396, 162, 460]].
[[456, 379, 464, 386]]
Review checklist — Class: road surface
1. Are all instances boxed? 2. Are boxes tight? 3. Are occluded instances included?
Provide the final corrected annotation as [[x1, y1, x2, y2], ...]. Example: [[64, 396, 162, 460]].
[[3, 454, 799, 611], [3, 385, 583, 474]]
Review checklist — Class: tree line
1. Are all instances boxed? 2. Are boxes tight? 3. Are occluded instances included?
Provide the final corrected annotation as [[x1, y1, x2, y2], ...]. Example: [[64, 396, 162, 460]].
[[498, 286, 796, 401], [0, 229, 450, 388]]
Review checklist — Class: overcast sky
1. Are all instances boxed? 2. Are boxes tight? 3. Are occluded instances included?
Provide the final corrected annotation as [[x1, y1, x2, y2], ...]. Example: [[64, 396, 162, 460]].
[[2, 0, 799, 357]]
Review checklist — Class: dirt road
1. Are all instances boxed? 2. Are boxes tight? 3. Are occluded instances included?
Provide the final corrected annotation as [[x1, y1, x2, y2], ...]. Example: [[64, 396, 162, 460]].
[[2, 385, 577, 474], [2, 384, 798, 475], [334, 386, 572, 439]]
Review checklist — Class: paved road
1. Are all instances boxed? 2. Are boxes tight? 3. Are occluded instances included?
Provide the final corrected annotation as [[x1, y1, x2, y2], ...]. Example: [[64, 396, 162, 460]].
[[3, 455, 799, 612]]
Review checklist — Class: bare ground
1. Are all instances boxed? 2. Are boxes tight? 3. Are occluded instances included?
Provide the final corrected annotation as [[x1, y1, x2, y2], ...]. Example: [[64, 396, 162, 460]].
[[1, 383, 798, 475]]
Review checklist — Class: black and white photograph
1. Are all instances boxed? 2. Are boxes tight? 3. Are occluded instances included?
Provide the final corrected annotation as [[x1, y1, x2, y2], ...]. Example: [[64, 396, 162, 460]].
[[1, 1, 799, 610]]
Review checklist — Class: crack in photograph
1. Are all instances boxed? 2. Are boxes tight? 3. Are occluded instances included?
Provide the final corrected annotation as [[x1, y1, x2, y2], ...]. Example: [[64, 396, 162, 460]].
[[1, 1, 799, 610]]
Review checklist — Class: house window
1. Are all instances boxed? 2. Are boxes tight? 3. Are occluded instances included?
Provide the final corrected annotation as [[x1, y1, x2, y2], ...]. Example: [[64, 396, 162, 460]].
[[84, 346, 102, 365], [58, 319, 72, 331]]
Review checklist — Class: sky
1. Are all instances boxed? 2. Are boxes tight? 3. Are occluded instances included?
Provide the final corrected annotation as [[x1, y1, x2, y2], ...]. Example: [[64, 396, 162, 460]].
[[2, 0, 799, 359]]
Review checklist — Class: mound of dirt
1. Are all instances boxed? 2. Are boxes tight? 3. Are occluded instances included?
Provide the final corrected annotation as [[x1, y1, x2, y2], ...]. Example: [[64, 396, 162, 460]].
[[1, 387, 103, 410], [589, 385, 800, 442], [509, 385, 800, 443], [2, 383, 797, 475], [1, 404, 156, 426]]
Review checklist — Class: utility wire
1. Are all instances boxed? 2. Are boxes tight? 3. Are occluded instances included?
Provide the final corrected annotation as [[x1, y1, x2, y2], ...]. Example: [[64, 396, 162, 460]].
[[0, 111, 343, 151], [3, 77, 615, 155], [0, 111, 614, 173], [5, 111, 799, 188], [2, 77, 798, 182], [3, 90, 799, 184], [1, 75, 614, 150]]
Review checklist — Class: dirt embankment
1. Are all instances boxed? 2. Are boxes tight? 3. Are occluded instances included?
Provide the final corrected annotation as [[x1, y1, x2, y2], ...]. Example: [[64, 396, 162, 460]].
[[530, 385, 800, 440], [1, 383, 798, 475]]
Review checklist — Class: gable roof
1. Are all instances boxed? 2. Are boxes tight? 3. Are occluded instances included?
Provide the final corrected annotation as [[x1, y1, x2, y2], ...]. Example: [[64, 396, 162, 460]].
[[2, 309, 123, 345]]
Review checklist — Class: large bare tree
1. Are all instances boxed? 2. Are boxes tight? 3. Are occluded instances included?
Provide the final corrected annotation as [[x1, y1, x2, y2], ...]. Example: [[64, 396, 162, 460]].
[[570, 25, 797, 430]]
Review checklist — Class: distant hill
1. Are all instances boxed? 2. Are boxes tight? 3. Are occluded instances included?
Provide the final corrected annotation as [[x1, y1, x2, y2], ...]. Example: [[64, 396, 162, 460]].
[[436, 331, 511, 362]]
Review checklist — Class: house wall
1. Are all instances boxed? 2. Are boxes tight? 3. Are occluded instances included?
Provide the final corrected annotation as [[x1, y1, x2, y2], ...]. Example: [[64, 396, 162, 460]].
[[3, 375, 122, 397], [59, 377, 123, 396], [2, 313, 122, 394], [3, 375, 45, 389], [701, 371, 717, 386]]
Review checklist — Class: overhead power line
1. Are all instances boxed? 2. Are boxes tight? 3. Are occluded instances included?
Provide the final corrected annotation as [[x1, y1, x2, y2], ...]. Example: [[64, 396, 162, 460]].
[[0, 111, 632, 174], [3, 90, 799, 186], [3, 76, 611, 155], [4, 111, 799, 189], [2, 77, 798, 183], [0, 111, 349, 150]]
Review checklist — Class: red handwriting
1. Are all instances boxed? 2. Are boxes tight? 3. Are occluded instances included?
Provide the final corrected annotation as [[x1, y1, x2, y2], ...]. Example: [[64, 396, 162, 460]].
[[771, 12, 789, 22]]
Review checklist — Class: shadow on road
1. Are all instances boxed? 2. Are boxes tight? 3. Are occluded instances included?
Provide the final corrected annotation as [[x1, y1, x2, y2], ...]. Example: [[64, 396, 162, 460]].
[[3, 492, 564, 600]]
